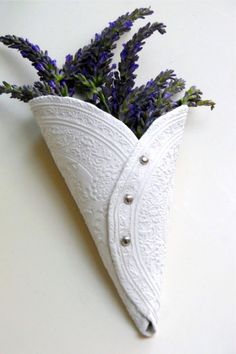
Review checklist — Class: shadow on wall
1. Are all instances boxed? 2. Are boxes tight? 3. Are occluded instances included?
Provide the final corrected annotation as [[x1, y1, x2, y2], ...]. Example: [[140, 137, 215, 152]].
[[0, 47, 38, 84]]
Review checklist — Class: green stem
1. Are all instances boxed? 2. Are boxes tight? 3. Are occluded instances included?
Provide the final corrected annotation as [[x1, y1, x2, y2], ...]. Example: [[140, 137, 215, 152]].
[[98, 90, 111, 114]]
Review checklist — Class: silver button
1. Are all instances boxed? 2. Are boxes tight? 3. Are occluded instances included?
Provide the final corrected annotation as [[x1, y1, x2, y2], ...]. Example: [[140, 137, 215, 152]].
[[124, 194, 134, 204], [120, 236, 131, 246], [139, 155, 149, 165]]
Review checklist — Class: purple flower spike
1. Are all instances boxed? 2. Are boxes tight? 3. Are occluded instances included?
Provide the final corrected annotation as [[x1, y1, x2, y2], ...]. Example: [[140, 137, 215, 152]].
[[0, 35, 60, 84]]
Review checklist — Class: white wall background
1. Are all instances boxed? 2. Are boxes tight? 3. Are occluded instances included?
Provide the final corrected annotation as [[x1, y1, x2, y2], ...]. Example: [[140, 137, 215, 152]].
[[0, 1, 235, 353]]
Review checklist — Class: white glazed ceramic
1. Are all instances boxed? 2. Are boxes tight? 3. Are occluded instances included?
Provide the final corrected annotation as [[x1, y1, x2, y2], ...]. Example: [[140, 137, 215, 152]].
[[29, 95, 188, 336]]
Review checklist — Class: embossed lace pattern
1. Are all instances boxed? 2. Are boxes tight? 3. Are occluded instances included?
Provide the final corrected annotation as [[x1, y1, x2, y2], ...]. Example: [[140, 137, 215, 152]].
[[29, 96, 188, 336], [108, 109, 188, 333]]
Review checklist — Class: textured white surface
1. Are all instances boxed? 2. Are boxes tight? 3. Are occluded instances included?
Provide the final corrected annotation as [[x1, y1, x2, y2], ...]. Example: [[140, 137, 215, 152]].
[[30, 96, 187, 336], [0, 0, 235, 353]]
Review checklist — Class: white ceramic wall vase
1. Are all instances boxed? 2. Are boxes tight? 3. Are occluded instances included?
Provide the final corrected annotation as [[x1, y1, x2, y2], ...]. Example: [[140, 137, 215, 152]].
[[29, 95, 188, 337]]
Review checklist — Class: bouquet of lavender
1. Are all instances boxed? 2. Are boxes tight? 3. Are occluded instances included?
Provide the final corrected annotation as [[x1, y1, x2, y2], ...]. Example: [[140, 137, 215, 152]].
[[0, 7, 214, 137], [0, 8, 215, 337]]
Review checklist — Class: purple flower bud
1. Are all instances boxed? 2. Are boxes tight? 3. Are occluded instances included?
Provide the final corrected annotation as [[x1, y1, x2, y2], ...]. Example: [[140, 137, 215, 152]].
[[81, 68, 88, 76], [112, 33, 119, 41], [31, 44, 40, 52], [109, 21, 116, 29], [129, 63, 139, 72], [65, 54, 73, 63], [20, 50, 28, 58], [92, 94, 100, 104], [95, 33, 101, 41], [172, 102, 179, 108], [163, 92, 172, 99], [76, 49, 82, 60], [146, 79, 154, 88], [134, 43, 142, 52], [111, 63, 117, 70], [98, 51, 109, 63], [50, 59, 57, 66], [48, 80, 56, 89], [149, 92, 156, 99], [34, 63, 44, 71], [128, 103, 137, 114], [124, 20, 133, 29], [68, 87, 75, 97], [120, 48, 127, 60]]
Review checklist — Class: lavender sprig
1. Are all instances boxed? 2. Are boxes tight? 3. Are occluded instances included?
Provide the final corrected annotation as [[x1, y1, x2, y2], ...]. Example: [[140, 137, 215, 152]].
[[112, 21, 166, 113], [62, 7, 154, 102], [141, 85, 215, 133], [0, 35, 71, 97], [0, 81, 57, 102], [118, 70, 177, 116], [118, 69, 214, 137], [177, 86, 215, 110], [0, 35, 61, 83]]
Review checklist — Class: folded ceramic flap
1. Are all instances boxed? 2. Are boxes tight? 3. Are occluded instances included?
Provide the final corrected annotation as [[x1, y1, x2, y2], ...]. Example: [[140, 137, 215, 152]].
[[29, 96, 188, 336]]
